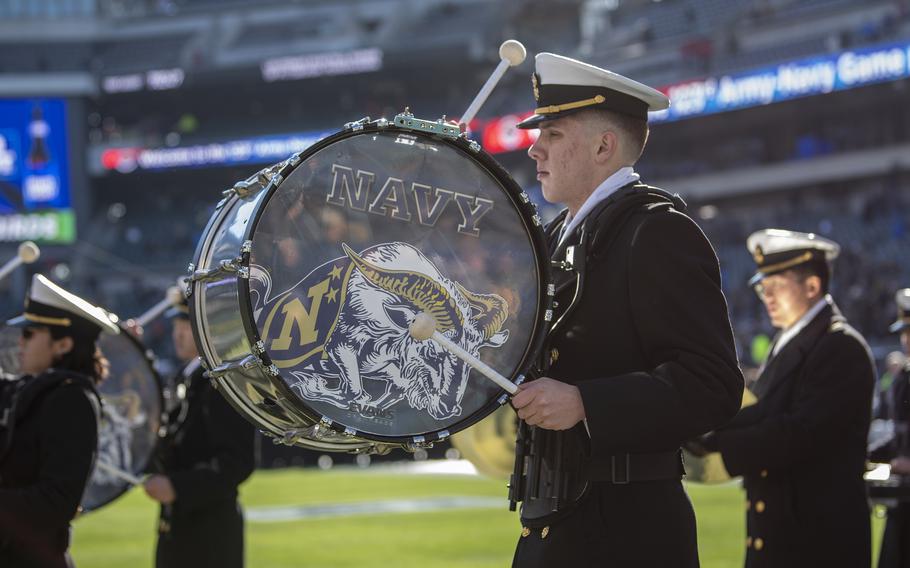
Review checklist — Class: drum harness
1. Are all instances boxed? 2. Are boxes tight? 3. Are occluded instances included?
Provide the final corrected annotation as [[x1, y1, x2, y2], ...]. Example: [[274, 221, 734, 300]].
[[508, 183, 688, 523]]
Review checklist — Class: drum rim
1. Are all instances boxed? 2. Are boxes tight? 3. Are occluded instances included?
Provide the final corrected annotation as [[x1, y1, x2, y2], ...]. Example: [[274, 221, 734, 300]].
[[235, 120, 553, 445], [81, 321, 165, 513]]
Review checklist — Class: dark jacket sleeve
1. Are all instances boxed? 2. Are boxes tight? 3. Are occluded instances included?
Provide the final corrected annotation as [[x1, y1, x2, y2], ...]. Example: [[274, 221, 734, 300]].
[[168, 388, 255, 513], [577, 210, 743, 455], [714, 331, 874, 476], [0, 386, 97, 539]]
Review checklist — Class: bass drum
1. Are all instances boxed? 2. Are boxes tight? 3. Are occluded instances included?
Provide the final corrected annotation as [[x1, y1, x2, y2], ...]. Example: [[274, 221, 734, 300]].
[[189, 113, 551, 454], [0, 323, 164, 512]]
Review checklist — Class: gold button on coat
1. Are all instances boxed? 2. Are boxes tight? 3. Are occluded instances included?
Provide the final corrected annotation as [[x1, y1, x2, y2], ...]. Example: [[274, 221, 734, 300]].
[[754, 538, 764, 551], [755, 500, 766, 513], [541, 526, 550, 539], [521, 527, 530, 538], [760, 469, 768, 477], [746, 537, 753, 548], [746, 500, 751, 510]]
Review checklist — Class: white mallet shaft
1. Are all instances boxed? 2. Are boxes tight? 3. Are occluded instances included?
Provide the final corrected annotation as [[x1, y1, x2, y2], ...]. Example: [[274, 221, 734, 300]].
[[409, 313, 518, 395], [95, 460, 143, 486], [460, 39, 527, 127], [134, 286, 184, 327], [0, 241, 40, 282]]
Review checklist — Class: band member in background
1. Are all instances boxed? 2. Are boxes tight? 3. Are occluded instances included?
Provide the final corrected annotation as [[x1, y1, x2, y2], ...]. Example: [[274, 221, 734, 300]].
[[696, 230, 875, 568], [143, 294, 256, 568], [0, 274, 119, 568], [509, 53, 743, 567], [877, 289, 910, 568]]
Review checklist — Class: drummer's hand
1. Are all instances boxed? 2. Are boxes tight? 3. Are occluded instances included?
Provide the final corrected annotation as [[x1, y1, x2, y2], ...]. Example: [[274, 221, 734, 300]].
[[891, 456, 910, 475], [124, 318, 144, 338], [511, 377, 585, 431], [143, 475, 176, 504]]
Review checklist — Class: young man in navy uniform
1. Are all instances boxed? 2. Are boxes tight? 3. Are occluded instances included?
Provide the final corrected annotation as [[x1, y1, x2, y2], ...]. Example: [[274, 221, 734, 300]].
[[143, 294, 256, 568], [699, 229, 875, 567], [509, 53, 744, 567]]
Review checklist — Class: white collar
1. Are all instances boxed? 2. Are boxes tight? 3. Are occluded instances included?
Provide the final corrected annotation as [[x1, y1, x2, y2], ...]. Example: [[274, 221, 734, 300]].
[[771, 295, 831, 357], [558, 166, 639, 247]]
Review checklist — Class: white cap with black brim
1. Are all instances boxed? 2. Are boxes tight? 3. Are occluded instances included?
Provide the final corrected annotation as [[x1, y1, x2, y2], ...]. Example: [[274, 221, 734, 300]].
[[517, 52, 670, 129]]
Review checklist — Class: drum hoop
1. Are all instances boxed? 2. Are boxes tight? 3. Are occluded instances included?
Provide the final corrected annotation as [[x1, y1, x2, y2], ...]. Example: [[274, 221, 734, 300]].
[[82, 321, 165, 513], [234, 121, 553, 445]]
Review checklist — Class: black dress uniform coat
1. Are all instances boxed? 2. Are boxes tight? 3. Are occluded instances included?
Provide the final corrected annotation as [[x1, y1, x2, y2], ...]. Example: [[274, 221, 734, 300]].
[[711, 302, 875, 568], [877, 362, 910, 568], [0, 371, 99, 568], [513, 183, 743, 568], [154, 361, 256, 568]]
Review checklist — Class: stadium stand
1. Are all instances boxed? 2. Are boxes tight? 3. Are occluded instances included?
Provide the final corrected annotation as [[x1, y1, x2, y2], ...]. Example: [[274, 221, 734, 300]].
[[1, 0, 909, 367]]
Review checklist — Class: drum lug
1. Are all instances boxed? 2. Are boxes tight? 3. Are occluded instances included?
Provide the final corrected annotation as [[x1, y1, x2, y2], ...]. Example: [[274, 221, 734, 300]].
[[375, 118, 390, 129], [406, 436, 434, 451], [547, 283, 555, 296], [519, 192, 530, 204], [532, 214, 542, 226], [266, 364, 280, 377], [225, 179, 260, 199], [205, 355, 261, 379], [241, 240, 253, 255], [252, 340, 265, 355], [344, 117, 371, 131], [544, 309, 553, 322], [436, 429, 451, 441], [468, 140, 481, 153], [287, 153, 302, 167], [188, 258, 248, 282]]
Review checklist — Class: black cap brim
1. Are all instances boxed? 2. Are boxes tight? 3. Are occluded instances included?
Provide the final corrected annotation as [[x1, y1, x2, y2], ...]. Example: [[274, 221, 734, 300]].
[[5, 315, 35, 328], [517, 107, 591, 129]]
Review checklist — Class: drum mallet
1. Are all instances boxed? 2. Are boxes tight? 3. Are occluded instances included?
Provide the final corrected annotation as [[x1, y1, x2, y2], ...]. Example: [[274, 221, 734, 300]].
[[459, 39, 527, 127], [95, 460, 144, 486], [134, 286, 184, 328], [409, 312, 518, 395], [0, 241, 40, 283]]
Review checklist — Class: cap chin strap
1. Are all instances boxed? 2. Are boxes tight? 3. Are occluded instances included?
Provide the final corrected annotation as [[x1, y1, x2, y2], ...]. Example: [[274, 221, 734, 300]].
[[24, 313, 72, 327], [757, 251, 813, 275], [535, 94, 606, 115]]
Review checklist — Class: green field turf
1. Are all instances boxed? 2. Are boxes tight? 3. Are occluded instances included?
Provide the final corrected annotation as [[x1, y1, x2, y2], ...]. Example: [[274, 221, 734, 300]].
[[70, 467, 886, 567]]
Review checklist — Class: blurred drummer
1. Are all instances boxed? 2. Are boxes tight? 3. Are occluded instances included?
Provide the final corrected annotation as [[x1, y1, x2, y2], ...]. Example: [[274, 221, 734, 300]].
[[697, 230, 875, 568], [143, 293, 255, 568], [0, 274, 119, 568], [877, 289, 910, 568]]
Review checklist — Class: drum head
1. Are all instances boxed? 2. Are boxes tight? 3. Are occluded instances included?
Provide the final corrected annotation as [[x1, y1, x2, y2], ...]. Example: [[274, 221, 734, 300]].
[[0, 324, 163, 512], [242, 126, 548, 442]]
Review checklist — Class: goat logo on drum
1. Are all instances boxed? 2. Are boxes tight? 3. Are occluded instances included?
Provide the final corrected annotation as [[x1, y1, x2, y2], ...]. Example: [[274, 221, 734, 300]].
[[252, 241, 510, 424]]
